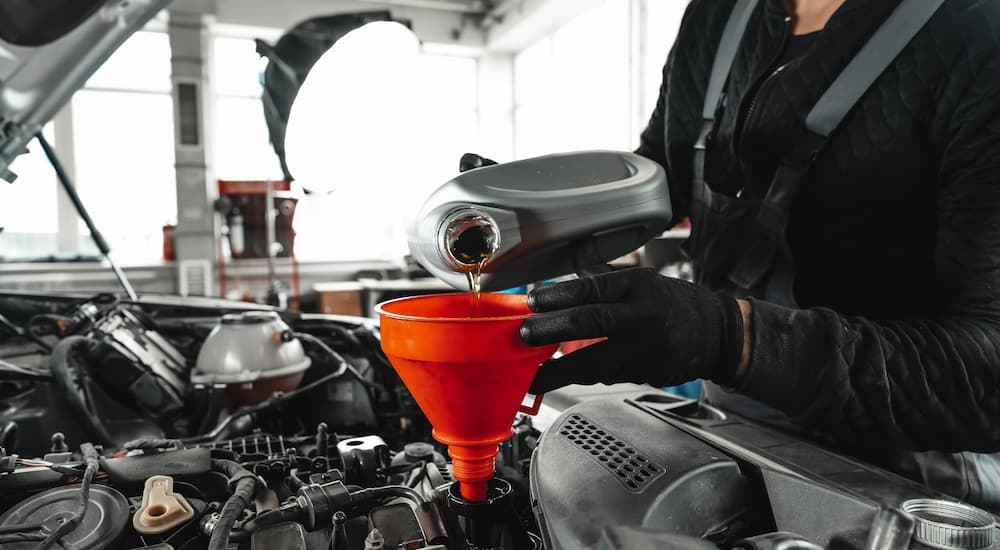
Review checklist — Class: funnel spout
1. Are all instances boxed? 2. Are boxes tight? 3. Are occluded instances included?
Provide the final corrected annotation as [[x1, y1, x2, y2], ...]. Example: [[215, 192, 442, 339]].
[[449, 444, 498, 501]]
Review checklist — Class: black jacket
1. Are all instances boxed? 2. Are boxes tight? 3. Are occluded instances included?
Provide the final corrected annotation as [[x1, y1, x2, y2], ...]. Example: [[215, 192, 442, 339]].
[[637, 0, 1000, 506]]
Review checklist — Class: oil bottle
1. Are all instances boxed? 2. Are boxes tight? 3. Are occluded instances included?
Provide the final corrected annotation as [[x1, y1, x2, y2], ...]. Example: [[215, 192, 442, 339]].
[[407, 150, 673, 291]]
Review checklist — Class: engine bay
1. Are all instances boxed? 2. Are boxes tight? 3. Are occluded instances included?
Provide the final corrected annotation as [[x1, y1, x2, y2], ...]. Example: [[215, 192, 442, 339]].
[[0, 292, 545, 549], [0, 291, 997, 550]]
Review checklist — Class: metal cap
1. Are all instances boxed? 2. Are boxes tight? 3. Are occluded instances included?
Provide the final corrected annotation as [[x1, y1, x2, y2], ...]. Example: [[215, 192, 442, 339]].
[[403, 442, 435, 463], [901, 499, 996, 549]]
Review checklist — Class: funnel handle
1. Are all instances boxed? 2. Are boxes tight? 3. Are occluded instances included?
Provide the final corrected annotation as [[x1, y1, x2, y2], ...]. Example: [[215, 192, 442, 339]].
[[519, 393, 544, 416]]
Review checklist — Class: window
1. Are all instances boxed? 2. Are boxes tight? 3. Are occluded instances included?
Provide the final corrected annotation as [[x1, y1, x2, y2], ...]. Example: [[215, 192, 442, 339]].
[[71, 30, 176, 264], [550, 0, 630, 150], [212, 35, 284, 181], [413, 54, 479, 168], [72, 90, 176, 261], [513, 38, 555, 159], [1, 30, 175, 265], [0, 125, 58, 261], [514, 0, 631, 159], [641, 0, 688, 121], [512, 0, 689, 158], [86, 31, 172, 93]]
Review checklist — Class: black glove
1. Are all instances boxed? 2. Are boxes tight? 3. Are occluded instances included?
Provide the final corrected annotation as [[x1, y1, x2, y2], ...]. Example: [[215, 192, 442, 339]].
[[519, 267, 746, 394]]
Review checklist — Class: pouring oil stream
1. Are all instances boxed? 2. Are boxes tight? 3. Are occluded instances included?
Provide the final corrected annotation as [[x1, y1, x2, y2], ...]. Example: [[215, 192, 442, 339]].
[[442, 209, 500, 314]]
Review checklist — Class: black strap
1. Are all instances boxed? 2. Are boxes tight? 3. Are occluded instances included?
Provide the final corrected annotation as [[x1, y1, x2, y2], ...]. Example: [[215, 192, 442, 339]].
[[696, 0, 947, 194], [806, 0, 947, 137], [702, 0, 760, 120], [691, 0, 948, 306], [695, 0, 759, 184], [765, 0, 947, 207]]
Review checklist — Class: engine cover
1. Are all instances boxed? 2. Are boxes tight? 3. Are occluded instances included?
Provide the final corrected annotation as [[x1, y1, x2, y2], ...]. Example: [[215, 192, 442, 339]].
[[531, 393, 953, 549], [531, 398, 761, 549]]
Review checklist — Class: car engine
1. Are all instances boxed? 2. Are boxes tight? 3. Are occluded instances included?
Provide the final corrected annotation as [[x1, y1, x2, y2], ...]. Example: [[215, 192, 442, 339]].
[[0, 292, 541, 550]]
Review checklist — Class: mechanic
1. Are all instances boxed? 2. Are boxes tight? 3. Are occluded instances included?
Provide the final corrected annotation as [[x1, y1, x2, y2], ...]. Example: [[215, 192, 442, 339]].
[[519, 0, 1000, 510]]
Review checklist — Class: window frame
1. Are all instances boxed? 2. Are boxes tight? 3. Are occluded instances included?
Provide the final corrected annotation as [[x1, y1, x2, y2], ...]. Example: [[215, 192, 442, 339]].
[[0, 29, 176, 266]]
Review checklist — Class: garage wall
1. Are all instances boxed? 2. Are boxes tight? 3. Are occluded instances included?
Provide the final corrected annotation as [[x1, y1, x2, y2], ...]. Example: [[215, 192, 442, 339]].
[[0, 0, 686, 302], [0, 258, 404, 302]]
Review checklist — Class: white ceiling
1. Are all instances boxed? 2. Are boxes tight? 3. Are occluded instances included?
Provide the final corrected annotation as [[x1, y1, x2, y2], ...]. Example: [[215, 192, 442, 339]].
[[200, 0, 496, 46], [176, 0, 585, 53]]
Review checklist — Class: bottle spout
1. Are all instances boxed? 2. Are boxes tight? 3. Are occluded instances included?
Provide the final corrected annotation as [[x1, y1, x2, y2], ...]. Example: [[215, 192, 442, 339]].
[[438, 207, 500, 272]]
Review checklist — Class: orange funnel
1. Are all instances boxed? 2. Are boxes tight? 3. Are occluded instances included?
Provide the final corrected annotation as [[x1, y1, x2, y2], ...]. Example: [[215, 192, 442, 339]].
[[376, 293, 557, 501]]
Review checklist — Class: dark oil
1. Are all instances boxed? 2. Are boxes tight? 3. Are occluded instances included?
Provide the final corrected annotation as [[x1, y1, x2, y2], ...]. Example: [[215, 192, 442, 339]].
[[466, 258, 488, 315], [448, 221, 497, 316], [449, 225, 495, 266]]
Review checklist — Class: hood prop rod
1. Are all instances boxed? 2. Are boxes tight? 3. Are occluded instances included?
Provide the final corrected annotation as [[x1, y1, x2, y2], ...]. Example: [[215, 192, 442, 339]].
[[36, 132, 137, 301]]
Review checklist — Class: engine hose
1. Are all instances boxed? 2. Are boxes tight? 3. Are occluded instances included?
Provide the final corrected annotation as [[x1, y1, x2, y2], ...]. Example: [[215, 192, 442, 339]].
[[27, 314, 72, 339], [35, 443, 100, 549], [49, 336, 115, 444], [294, 333, 380, 391], [182, 367, 354, 445], [227, 508, 285, 542], [123, 439, 183, 451], [406, 464, 427, 488], [208, 459, 258, 550], [294, 332, 383, 425], [352, 485, 425, 506], [0, 311, 52, 352]]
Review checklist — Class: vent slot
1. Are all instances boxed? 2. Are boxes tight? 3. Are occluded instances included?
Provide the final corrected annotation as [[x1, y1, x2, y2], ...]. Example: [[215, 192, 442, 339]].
[[178, 259, 211, 296], [558, 413, 665, 493], [176, 81, 201, 146], [437, 464, 453, 483]]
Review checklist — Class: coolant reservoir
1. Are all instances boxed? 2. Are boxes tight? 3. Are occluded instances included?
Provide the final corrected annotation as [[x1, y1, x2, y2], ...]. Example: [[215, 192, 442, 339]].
[[407, 150, 671, 291], [192, 311, 311, 407]]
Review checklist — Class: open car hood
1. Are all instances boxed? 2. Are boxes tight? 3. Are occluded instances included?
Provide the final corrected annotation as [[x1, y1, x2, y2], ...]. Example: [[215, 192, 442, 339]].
[[0, 0, 171, 183]]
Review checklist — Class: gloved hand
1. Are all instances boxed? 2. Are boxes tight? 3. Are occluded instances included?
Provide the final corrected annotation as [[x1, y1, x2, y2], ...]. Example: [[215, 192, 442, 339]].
[[519, 267, 747, 394]]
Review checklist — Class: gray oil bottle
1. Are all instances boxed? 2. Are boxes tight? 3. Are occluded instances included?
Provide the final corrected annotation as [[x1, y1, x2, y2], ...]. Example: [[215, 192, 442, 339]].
[[407, 150, 673, 291]]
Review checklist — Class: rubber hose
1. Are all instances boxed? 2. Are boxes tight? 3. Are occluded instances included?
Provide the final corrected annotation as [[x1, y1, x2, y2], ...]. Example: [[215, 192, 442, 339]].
[[364, 485, 427, 506], [48, 336, 115, 444], [123, 438, 183, 451], [208, 460, 258, 550], [210, 458, 244, 478], [36, 443, 100, 549]]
